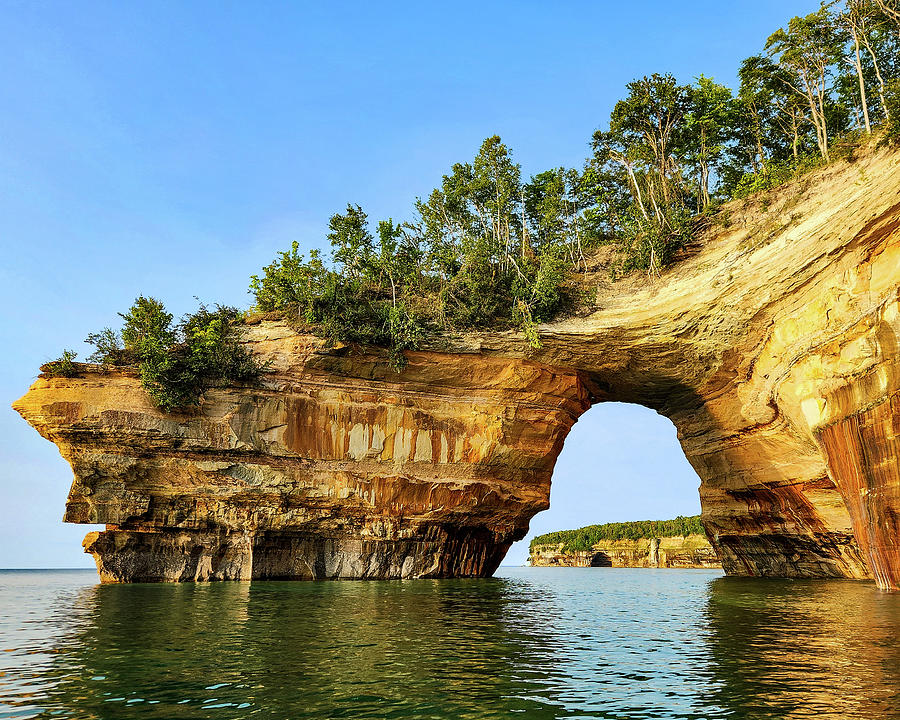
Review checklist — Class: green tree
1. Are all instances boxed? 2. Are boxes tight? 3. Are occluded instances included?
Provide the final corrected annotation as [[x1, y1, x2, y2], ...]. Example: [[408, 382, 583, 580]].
[[609, 73, 691, 207], [684, 76, 736, 209], [85, 328, 127, 365], [849, 0, 900, 123], [523, 167, 588, 270], [471, 135, 523, 269], [248, 242, 327, 320], [328, 204, 374, 280], [588, 73, 693, 276], [119, 295, 175, 358], [766, 8, 844, 161], [837, 0, 879, 132], [725, 53, 814, 196]]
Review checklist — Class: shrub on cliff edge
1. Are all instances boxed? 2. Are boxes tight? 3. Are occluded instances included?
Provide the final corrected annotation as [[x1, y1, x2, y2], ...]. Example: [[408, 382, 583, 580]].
[[44, 349, 79, 378], [86, 297, 262, 411]]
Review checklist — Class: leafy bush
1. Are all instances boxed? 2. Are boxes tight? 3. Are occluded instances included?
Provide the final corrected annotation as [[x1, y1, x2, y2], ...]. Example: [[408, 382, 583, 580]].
[[614, 202, 694, 276], [884, 79, 900, 144], [248, 242, 327, 322], [249, 141, 583, 362], [730, 155, 823, 199], [731, 162, 794, 199], [45, 349, 79, 378], [85, 328, 128, 365], [530, 515, 705, 553], [86, 297, 263, 411], [249, 216, 433, 369]]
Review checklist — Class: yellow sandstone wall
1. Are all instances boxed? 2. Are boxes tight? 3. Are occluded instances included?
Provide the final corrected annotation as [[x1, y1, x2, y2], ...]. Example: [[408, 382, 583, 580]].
[[14, 141, 900, 586]]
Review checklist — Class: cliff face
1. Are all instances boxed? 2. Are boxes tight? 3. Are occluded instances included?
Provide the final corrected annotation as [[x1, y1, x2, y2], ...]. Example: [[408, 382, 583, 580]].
[[15, 344, 587, 581], [14, 142, 900, 586], [529, 535, 721, 569]]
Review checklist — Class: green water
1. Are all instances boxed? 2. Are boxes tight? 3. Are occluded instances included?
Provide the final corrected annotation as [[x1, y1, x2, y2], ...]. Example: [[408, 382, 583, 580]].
[[1, 568, 899, 719]]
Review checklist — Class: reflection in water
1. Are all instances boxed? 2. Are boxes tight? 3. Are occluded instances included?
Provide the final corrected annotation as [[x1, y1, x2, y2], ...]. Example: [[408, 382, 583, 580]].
[[2, 568, 900, 719], [704, 577, 900, 719]]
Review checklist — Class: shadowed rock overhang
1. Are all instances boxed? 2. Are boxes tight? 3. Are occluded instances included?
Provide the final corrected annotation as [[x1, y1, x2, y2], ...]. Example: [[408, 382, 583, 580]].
[[14, 143, 900, 587]]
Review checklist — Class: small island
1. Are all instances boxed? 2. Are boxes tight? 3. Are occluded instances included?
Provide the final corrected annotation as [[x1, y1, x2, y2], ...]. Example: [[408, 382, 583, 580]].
[[529, 517, 721, 569]]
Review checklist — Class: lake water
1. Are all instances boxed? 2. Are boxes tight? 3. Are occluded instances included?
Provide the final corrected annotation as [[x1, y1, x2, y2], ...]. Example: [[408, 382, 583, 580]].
[[1, 567, 899, 719]]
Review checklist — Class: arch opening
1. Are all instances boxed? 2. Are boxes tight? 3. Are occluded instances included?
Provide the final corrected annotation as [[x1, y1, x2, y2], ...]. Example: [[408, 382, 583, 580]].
[[506, 402, 706, 567]]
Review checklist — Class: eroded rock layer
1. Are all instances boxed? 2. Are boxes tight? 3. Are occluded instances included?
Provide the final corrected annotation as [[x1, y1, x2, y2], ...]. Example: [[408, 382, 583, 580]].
[[16, 345, 588, 581], [13, 142, 900, 586], [529, 535, 721, 569]]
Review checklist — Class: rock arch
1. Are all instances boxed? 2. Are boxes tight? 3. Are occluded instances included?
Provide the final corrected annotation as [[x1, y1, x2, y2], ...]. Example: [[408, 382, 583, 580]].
[[14, 145, 900, 587]]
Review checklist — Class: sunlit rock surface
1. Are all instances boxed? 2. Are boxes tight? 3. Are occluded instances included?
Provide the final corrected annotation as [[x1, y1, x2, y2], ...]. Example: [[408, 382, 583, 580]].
[[529, 535, 721, 569], [14, 142, 900, 586], [16, 343, 587, 582]]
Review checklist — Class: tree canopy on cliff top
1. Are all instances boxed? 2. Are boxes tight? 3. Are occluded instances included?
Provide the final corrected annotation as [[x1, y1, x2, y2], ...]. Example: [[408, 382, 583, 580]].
[[52, 0, 900, 410], [248, 0, 900, 365], [530, 516, 706, 553]]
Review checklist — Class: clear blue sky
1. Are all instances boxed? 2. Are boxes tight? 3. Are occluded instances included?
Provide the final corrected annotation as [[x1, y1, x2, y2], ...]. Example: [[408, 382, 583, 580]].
[[0, 1, 818, 568]]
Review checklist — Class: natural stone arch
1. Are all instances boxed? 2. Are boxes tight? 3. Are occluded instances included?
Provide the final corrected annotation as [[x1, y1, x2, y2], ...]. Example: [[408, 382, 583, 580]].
[[517, 399, 708, 565], [14, 144, 900, 587]]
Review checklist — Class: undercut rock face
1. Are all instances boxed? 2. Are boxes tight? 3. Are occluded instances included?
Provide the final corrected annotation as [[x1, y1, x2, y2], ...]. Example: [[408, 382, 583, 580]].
[[14, 143, 900, 587], [16, 341, 589, 582]]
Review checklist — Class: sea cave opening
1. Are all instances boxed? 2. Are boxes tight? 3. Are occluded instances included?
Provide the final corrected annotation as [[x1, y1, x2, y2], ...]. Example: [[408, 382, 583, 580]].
[[505, 402, 704, 567]]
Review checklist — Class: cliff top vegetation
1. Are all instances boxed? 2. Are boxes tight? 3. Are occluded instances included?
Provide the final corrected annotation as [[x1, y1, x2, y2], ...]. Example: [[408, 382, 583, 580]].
[[48, 0, 900, 410], [245, 0, 900, 363], [530, 516, 706, 553], [47, 300, 261, 411]]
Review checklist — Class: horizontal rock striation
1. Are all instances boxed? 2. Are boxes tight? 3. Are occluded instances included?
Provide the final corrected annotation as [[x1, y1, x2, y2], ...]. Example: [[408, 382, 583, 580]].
[[529, 535, 721, 569], [14, 141, 900, 586], [16, 342, 587, 582]]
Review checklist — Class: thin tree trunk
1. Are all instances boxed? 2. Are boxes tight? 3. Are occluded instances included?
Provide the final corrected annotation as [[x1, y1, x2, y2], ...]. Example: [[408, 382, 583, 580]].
[[752, 104, 767, 174], [806, 79, 828, 161], [808, 91, 827, 160], [701, 163, 710, 209], [860, 30, 890, 119], [520, 203, 527, 259], [851, 28, 872, 133], [816, 71, 830, 161], [699, 129, 709, 210], [648, 185, 665, 228], [792, 111, 799, 160], [793, 66, 828, 162], [614, 154, 650, 223]]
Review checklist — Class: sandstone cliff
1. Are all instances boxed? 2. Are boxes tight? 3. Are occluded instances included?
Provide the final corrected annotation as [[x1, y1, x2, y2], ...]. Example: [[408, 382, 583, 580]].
[[14, 141, 900, 586], [529, 535, 721, 569]]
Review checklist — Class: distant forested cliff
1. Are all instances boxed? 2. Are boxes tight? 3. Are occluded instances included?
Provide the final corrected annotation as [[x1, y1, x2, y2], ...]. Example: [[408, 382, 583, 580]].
[[530, 516, 706, 554]]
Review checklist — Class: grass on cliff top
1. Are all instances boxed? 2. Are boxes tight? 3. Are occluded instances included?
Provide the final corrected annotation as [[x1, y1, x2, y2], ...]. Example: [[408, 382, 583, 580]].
[[530, 515, 705, 553]]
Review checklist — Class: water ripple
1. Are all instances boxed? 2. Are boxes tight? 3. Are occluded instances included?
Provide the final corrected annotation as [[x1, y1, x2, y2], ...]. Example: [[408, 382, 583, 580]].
[[1, 568, 899, 718]]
